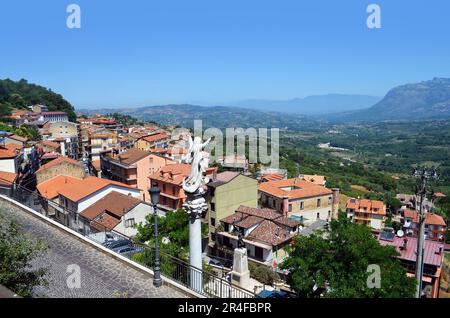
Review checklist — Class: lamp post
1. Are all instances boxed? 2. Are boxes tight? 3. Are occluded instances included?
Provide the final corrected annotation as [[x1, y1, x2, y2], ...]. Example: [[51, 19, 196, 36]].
[[412, 168, 438, 298], [149, 183, 163, 287]]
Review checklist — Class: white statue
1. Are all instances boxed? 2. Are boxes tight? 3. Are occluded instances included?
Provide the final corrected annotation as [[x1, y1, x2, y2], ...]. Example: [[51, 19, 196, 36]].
[[182, 136, 211, 194]]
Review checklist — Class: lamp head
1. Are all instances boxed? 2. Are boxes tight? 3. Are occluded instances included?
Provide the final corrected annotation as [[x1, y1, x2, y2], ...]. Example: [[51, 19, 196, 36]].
[[149, 183, 160, 206]]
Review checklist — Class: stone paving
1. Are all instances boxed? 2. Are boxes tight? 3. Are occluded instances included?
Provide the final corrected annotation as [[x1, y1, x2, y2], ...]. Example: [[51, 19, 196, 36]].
[[0, 200, 187, 298]]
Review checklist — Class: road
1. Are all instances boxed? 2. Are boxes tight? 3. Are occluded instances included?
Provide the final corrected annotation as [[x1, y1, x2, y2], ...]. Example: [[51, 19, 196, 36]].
[[0, 200, 187, 298]]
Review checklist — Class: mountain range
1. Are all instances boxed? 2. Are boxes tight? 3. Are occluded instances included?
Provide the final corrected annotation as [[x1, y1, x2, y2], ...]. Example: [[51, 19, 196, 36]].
[[78, 78, 450, 127], [224, 94, 381, 115], [327, 78, 450, 122]]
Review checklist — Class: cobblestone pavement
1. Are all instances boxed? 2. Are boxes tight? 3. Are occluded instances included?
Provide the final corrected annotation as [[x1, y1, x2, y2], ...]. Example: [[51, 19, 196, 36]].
[[0, 201, 187, 298]]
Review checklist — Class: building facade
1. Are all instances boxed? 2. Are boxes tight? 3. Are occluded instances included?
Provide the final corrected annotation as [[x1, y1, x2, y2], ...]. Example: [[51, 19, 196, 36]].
[[207, 172, 258, 243], [258, 178, 339, 225], [346, 198, 387, 230]]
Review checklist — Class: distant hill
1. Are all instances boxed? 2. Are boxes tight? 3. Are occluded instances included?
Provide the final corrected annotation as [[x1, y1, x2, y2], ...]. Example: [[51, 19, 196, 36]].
[[78, 104, 314, 130], [0, 79, 76, 121], [226, 94, 381, 115], [328, 78, 450, 122]]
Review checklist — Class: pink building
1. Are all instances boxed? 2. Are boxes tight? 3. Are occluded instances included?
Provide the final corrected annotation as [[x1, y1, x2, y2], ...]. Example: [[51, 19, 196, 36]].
[[101, 149, 175, 201]]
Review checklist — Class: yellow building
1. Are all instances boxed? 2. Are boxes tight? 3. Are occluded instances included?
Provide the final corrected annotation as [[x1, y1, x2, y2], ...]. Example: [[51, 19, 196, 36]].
[[206, 172, 258, 244]]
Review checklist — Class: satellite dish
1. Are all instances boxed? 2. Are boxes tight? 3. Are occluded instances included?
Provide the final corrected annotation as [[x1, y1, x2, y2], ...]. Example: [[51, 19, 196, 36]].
[[397, 230, 404, 237]]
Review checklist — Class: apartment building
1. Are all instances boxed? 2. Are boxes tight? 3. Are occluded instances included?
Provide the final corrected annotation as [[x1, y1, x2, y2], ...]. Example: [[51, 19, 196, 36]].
[[346, 198, 387, 230], [206, 172, 258, 244], [135, 132, 169, 151], [401, 209, 447, 242], [378, 233, 444, 298], [258, 178, 339, 225], [148, 163, 216, 212], [214, 205, 299, 266], [101, 149, 175, 201]]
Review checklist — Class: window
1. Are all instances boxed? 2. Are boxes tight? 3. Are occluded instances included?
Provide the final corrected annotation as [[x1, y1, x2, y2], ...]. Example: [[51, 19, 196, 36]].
[[210, 217, 216, 227], [288, 204, 292, 212], [172, 187, 176, 195], [125, 218, 135, 228], [211, 233, 216, 242], [317, 212, 320, 219], [163, 184, 166, 192], [317, 199, 321, 208], [300, 202, 304, 210], [210, 203, 215, 211]]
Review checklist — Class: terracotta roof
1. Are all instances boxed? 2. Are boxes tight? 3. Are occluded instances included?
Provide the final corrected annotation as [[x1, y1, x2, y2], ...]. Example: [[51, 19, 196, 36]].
[[8, 134, 28, 142], [300, 174, 326, 185], [142, 132, 168, 143], [261, 173, 285, 182], [0, 145, 19, 159], [148, 163, 191, 186], [258, 178, 332, 199], [378, 236, 444, 267], [42, 140, 61, 149], [80, 191, 143, 220], [37, 175, 84, 199], [247, 220, 294, 247], [346, 198, 386, 215], [37, 175, 137, 202], [0, 171, 18, 186], [114, 148, 150, 165], [90, 213, 121, 232], [37, 156, 82, 173], [235, 205, 282, 220], [434, 192, 446, 198], [426, 213, 447, 226]]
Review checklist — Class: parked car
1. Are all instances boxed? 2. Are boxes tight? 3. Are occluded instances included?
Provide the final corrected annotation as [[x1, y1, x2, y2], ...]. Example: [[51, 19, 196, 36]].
[[209, 258, 224, 267], [113, 246, 138, 257], [103, 239, 131, 250]]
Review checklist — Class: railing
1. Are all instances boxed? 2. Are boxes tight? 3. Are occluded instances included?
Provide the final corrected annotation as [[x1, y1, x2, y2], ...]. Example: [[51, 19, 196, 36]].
[[2, 179, 256, 299]]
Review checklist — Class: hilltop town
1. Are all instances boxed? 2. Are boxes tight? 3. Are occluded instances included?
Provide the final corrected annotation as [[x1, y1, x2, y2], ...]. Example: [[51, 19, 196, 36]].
[[1, 104, 448, 299]]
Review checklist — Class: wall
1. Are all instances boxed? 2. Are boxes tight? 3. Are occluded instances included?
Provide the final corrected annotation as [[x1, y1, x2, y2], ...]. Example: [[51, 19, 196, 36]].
[[48, 122, 78, 138], [0, 158, 16, 174], [208, 175, 258, 241], [113, 203, 152, 237], [36, 162, 86, 184]]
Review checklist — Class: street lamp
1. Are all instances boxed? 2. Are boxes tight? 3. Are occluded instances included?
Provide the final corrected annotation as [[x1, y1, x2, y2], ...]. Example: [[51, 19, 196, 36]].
[[412, 167, 438, 298], [149, 183, 162, 287]]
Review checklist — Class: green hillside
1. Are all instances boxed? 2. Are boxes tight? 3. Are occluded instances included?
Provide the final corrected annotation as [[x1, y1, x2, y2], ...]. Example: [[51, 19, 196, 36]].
[[0, 78, 76, 122]]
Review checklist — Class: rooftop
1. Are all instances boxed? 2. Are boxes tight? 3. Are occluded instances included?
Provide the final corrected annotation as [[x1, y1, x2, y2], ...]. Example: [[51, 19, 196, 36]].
[[0, 171, 18, 186], [148, 163, 191, 186], [346, 198, 386, 215], [38, 175, 137, 202], [258, 178, 332, 199], [378, 235, 444, 267], [112, 148, 151, 165], [37, 156, 83, 173], [80, 191, 145, 228]]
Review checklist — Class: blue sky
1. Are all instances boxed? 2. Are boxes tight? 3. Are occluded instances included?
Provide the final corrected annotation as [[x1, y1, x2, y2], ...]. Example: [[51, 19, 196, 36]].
[[1, 0, 449, 109]]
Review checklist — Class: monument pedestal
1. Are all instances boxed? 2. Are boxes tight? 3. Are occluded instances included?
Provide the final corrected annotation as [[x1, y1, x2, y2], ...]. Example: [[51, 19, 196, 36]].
[[230, 248, 251, 288]]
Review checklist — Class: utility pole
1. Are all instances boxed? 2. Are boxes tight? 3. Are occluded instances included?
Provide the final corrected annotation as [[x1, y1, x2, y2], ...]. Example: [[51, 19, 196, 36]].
[[412, 168, 438, 298]]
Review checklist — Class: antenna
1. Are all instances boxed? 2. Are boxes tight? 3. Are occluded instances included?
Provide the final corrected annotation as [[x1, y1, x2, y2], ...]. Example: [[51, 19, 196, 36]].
[[397, 229, 404, 237]]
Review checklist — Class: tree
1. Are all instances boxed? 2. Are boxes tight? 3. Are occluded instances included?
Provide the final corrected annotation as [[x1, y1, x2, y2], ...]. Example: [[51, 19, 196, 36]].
[[0, 212, 48, 297], [280, 213, 416, 298], [134, 209, 208, 260]]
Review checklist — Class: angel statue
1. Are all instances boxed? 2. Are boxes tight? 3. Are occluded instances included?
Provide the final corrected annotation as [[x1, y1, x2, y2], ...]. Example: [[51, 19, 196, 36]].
[[182, 136, 211, 194]]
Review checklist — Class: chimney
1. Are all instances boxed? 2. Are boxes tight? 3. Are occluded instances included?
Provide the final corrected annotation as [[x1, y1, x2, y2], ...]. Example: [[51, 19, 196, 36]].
[[331, 188, 340, 220]]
